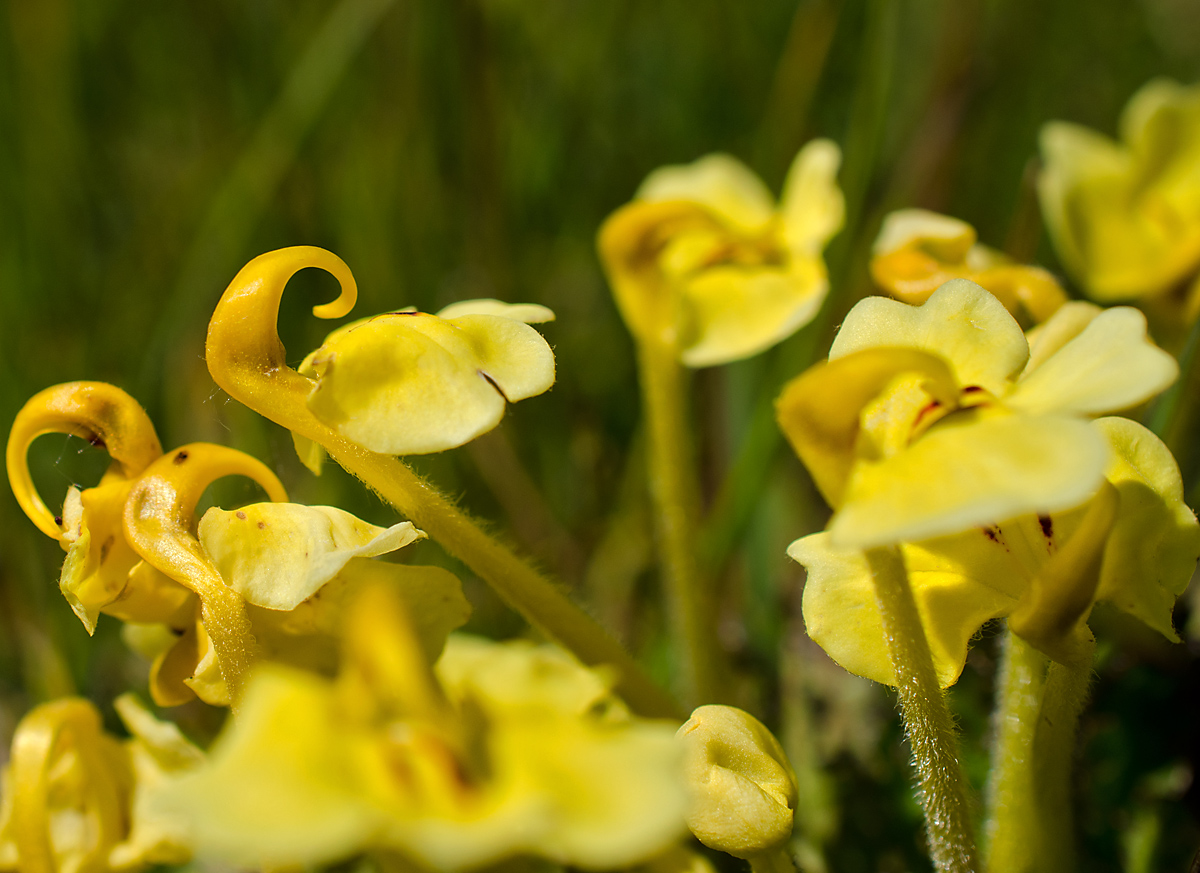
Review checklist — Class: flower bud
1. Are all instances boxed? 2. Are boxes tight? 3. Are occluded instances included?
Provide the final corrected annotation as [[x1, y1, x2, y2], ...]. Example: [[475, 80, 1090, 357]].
[[676, 705, 797, 858]]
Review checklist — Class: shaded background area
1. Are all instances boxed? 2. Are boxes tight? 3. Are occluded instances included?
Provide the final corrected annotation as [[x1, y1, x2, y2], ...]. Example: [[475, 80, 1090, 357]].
[[2, 1, 1199, 870]]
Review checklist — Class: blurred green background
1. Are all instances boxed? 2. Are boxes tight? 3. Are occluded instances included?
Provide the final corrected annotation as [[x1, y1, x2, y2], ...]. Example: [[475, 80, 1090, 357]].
[[2, 1, 1199, 870]]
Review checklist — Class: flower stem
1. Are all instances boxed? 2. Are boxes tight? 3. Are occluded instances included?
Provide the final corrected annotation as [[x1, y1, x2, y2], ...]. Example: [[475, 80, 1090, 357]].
[[637, 337, 718, 707], [983, 629, 1093, 873], [324, 438, 681, 719], [1032, 639, 1094, 873], [864, 546, 978, 873], [984, 629, 1049, 873]]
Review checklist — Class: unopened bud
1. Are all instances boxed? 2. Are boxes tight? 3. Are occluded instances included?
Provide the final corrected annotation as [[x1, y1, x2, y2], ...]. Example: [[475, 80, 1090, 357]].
[[676, 705, 797, 858]]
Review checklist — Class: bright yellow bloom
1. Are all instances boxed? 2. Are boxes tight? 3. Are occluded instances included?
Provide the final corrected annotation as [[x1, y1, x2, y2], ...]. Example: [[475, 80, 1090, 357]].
[[870, 209, 1066, 324], [777, 279, 1177, 550], [778, 280, 1197, 683], [599, 141, 843, 366], [791, 417, 1200, 685], [0, 695, 202, 873], [293, 298, 555, 468], [677, 705, 796, 859], [1039, 78, 1200, 303], [151, 585, 685, 871]]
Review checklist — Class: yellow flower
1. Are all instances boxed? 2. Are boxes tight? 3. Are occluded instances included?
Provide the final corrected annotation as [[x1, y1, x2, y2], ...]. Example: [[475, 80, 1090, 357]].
[[777, 280, 1197, 683], [1039, 78, 1200, 303], [776, 279, 1177, 550], [6, 383, 190, 634], [599, 141, 843, 366], [292, 298, 555, 468], [0, 695, 202, 873], [870, 208, 1066, 324], [151, 585, 686, 871]]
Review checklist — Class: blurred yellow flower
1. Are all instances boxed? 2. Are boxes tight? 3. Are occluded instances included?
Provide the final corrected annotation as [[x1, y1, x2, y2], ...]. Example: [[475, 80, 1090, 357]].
[[870, 209, 1065, 324], [1039, 78, 1200, 304], [791, 416, 1200, 686], [151, 585, 686, 871], [599, 140, 843, 366], [293, 298, 555, 466], [0, 695, 202, 873], [777, 279, 1177, 550]]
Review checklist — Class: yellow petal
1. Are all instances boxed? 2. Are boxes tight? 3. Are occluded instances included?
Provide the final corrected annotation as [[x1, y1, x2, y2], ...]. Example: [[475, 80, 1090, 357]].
[[108, 695, 203, 869], [1007, 307, 1178, 416], [637, 153, 774, 232], [1008, 482, 1118, 663], [775, 348, 959, 508], [1022, 300, 1103, 375], [251, 560, 470, 673], [198, 503, 423, 611], [831, 413, 1109, 549], [291, 430, 326, 475], [147, 665, 384, 869], [436, 635, 618, 717], [302, 312, 554, 455], [679, 262, 826, 367], [441, 313, 557, 402], [779, 139, 844, 254], [829, 279, 1029, 394], [789, 532, 1016, 688], [437, 299, 555, 324], [1091, 417, 1200, 639]]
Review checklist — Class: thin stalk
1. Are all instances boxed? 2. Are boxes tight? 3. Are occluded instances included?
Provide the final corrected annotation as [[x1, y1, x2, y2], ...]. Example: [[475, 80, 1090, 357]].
[[984, 629, 1049, 873], [1032, 639, 1094, 873], [865, 546, 978, 873], [637, 337, 718, 708]]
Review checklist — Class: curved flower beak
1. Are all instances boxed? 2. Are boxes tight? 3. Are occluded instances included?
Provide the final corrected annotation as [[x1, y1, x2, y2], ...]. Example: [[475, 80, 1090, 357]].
[[7, 381, 163, 541]]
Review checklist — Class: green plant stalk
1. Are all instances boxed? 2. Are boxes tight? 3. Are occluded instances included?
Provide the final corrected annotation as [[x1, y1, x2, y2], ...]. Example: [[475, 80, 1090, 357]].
[[638, 337, 718, 708], [985, 629, 1049, 873], [865, 547, 978, 873], [1032, 638, 1094, 873]]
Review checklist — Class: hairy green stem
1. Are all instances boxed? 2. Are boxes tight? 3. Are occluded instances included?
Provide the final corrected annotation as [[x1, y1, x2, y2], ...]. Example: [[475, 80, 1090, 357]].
[[1032, 639, 1094, 873], [985, 629, 1049, 873], [865, 546, 978, 873], [637, 338, 718, 707]]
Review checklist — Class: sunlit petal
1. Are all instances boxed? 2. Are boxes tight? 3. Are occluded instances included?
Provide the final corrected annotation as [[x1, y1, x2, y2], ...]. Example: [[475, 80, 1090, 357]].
[[1007, 307, 1178, 415], [830, 279, 1028, 393], [830, 414, 1108, 549]]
